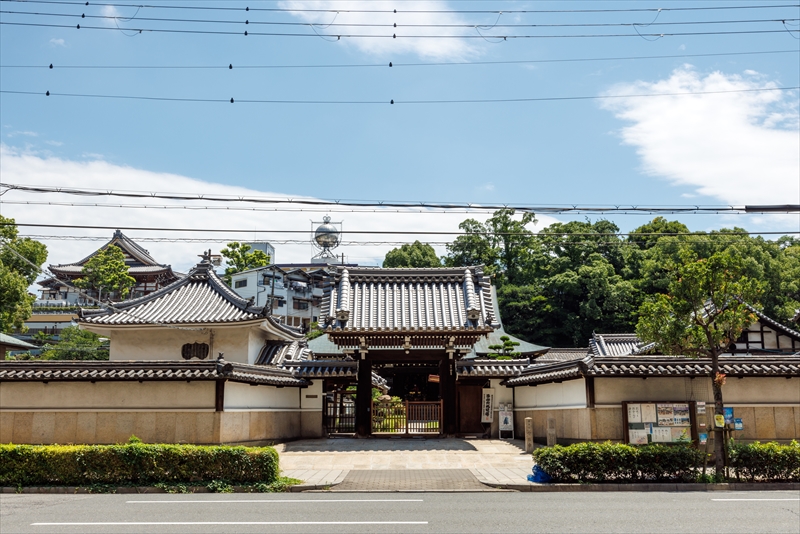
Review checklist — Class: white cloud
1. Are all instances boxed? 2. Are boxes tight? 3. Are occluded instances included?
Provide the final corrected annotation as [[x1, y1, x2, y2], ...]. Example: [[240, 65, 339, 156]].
[[49, 38, 66, 47], [0, 145, 559, 278], [278, 1, 478, 60], [6, 131, 37, 138], [601, 66, 799, 214], [44, 140, 64, 147]]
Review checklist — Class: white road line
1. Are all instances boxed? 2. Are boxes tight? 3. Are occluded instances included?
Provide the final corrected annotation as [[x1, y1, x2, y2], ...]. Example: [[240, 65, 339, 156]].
[[33, 521, 429, 526], [126, 499, 425, 503], [711, 498, 800, 502]]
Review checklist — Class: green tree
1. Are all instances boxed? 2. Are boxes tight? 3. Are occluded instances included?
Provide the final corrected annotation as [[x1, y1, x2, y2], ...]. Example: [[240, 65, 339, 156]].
[[40, 325, 109, 360], [220, 242, 270, 286], [0, 215, 48, 333], [444, 209, 536, 285], [74, 245, 136, 302], [383, 241, 441, 268], [636, 248, 762, 477], [487, 335, 521, 360]]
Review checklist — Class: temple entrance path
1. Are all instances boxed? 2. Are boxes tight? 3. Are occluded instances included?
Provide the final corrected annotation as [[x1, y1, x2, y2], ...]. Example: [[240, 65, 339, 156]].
[[276, 438, 533, 491]]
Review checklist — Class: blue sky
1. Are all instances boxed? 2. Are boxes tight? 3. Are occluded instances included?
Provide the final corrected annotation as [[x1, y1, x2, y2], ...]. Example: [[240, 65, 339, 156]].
[[1, 0, 798, 273]]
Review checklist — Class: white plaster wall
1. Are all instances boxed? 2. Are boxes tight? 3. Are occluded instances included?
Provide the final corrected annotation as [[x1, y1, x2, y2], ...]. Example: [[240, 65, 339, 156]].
[[300, 381, 323, 411], [108, 326, 253, 363], [247, 330, 265, 365], [0, 381, 215, 410], [595, 377, 800, 405], [513, 379, 588, 410], [489, 379, 514, 407], [230, 272, 258, 301], [223, 381, 301, 410]]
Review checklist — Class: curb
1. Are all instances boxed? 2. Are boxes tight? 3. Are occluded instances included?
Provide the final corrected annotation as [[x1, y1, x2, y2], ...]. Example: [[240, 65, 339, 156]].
[[478, 482, 800, 492]]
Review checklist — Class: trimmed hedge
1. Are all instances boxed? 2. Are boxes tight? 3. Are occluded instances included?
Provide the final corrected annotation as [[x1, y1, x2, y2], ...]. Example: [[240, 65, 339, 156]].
[[0, 442, 279, 487], [532, 442, 703, 483], [729, 441, 800, 482]]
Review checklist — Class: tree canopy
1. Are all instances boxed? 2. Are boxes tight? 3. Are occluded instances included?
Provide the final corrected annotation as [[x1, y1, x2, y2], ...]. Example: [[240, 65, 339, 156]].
[[40, 325, 109, 360], [383, 240, 441, 268], [442, 211, 799, 348], [220, 242, 270, 286], [0, 215, 48, 332], [74, 245, 136, 302], [635, 246, 763, 476]]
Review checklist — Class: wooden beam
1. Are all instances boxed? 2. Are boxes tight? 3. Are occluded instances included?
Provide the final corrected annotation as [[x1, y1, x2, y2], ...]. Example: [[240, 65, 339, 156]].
[[355, 354, 372, 437], [215, 380, 225, 412]]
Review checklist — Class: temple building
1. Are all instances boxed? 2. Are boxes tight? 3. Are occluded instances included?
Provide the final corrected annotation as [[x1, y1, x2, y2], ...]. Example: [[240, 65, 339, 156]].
[[38, 230, 180, 305], [1, 260, 798, 445]]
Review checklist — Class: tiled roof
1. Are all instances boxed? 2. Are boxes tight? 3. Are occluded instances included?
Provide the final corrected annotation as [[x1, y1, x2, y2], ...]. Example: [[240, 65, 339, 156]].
[[320, 266, 498, 332], [457, 359, 531, 377], [504, 353, 800, 386], [56, 230, 161, 268], [586, 355, 800, 378], [740, 301, 800, 341], [288, 361, 358, 378], [504, 360, 587, 386], [590, 333, 649, 357], [50, 264, 173, 275], [256, 340, 311, 366], [0, 359, 308, 387], [78, 261, 300, 335], [0, 333, 37, 350], [535, 348, 591, 362]]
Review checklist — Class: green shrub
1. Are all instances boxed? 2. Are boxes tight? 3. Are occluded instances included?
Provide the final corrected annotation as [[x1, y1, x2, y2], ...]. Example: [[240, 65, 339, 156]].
[[728, 441, 800, 482], [0, 443, 279, 487], [532, 442, 703, 483]]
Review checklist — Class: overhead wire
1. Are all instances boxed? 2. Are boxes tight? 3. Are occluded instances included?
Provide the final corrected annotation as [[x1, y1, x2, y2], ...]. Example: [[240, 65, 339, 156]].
[[3, 0, 798, 15], [3, 184, 799, 214], [5, 10, 799, 30], [2, 20, 795, 39], [2, 85, 797, 106], [3, 49, 798, 71]]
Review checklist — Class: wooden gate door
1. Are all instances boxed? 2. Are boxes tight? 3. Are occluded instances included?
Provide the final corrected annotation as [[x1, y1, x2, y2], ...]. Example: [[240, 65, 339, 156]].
[[457, 385, 484, 434]]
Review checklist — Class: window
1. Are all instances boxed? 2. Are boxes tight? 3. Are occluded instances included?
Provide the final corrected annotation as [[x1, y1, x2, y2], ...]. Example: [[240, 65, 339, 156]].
[[234, 279, 247, 288], [293, 300, 310, 310], [181, 342, 210, 360], [273, 299, 285, 308]]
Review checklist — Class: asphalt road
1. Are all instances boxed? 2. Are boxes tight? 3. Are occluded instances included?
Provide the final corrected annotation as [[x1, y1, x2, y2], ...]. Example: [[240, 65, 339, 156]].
[[1, 491, 798, 534]]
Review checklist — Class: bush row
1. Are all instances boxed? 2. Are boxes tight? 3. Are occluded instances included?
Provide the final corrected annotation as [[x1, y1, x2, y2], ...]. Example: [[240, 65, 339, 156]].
[[729, 441, 800, 482], [0, 441, 279, 487], [532, 441, 800, 483], [532, 442, 703, 482]]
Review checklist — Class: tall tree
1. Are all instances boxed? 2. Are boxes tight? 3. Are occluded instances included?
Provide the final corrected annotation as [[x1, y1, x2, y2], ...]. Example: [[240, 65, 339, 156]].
[[0, 215, 48, 332], [220, 242, 270, 286], [444, 209, 536, 285], [74, 245, 136, 302], [40, 325, 109, 360], [636, 248, 762, 477], [383, 241, 441, 268]]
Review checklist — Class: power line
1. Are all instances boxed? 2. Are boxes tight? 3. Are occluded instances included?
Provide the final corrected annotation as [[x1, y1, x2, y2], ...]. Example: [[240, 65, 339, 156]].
[[6, 10, 798, 30], [4, 49, 798, 70], [3, 0, 798, 15], [3, 20, 796, 39], [3, 199, 800, 216], [2, 85, 796, 106], [3, 184, 799, 214], [6, 223, 800, 236]]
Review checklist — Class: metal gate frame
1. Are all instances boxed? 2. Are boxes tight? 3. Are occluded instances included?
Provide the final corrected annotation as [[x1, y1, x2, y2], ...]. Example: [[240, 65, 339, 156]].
[[371, 400, 442, 435]]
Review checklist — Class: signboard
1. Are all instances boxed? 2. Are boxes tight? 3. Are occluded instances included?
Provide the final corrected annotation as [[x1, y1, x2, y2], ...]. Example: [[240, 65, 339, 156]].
[[734, 418, 744, 431], [427, 374, 439, 383], [624, 401, 694, 445], [480, 389, 495, 424], [696, 401, 706, 415], [714, 414, 725, 428], [724, 407, 735, 425], [499, 404, 513, 432]]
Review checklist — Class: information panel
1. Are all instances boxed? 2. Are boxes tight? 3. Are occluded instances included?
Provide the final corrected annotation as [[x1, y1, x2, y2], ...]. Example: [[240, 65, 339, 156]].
[[623, 401, 695, 445]]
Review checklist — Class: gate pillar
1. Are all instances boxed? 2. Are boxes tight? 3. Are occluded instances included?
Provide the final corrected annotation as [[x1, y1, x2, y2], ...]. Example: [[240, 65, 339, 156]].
[[440, 355, 457, 436], [355, 353, 372, 437]]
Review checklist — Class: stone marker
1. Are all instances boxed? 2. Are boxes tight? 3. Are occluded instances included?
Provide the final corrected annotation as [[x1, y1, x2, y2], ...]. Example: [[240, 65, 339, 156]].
[[525, 417, 534, 453]]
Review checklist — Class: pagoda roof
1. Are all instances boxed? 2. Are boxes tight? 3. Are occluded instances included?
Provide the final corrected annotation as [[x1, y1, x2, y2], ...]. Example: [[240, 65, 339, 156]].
[[48, 230, 177, 279], [78, 259, 300, 337]]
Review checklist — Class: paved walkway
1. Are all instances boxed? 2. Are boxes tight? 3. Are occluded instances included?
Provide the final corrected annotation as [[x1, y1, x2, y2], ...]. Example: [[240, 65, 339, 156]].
[[277, 438, 534, 490]]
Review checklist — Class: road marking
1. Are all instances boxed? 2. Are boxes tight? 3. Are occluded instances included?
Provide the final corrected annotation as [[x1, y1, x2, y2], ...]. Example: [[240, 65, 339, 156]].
[[711, 498, 800, 502], [127, 499, 425, 504], [33, 521, 429, 526]]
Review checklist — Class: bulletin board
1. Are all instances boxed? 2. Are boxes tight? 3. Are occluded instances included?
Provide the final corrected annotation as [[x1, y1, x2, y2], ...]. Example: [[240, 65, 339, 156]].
[[622, 401, 699, 445]]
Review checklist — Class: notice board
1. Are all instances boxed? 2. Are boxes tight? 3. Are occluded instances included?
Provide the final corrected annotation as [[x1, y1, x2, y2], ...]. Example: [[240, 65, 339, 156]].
[[622, 401, 698, 445]]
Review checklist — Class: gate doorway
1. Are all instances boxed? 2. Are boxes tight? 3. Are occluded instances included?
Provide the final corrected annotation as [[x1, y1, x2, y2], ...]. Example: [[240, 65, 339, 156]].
[[323, 384, 356, 435], [372, 399, 442, 435], [457, 384, 485, 435]]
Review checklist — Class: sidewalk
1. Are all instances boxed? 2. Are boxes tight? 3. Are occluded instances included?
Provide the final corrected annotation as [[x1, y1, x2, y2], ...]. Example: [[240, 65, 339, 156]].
[[278, 437, 533, 490]]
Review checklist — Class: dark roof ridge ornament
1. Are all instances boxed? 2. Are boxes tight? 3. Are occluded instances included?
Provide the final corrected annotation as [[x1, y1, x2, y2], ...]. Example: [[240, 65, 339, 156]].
[[463, 268, 481, 322], [335, 268, 351, 323]]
